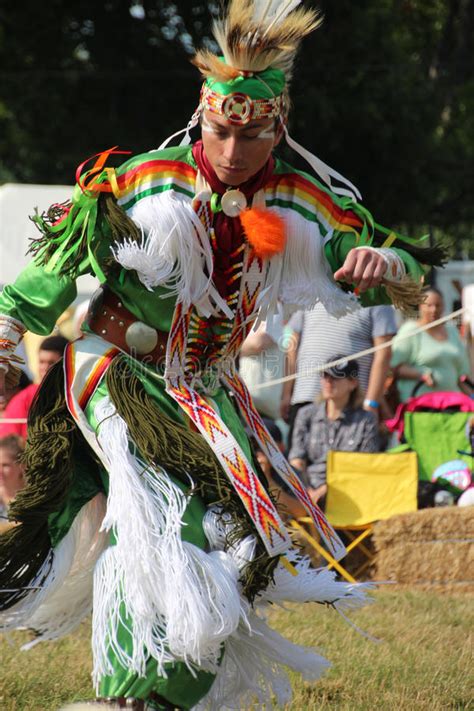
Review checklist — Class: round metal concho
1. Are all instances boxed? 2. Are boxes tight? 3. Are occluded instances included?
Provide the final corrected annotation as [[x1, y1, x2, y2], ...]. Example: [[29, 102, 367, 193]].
[[125, 321, 159, 355], [221, 189, 247, 217], [222, 92, 253, 124]]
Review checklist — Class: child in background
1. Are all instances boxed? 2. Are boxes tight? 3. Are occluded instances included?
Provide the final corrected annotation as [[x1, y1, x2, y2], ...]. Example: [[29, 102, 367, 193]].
[[0, 434, 25, 531]]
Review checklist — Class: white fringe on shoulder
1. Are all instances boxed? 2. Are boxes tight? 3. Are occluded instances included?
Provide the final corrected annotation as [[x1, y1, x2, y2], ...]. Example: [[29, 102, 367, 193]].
[[92, 397, 246, 688], [281, 209, 359, 314], [0, 494, 107, 642], [263, 207, 359, 318], [112, 191, 231, 318]]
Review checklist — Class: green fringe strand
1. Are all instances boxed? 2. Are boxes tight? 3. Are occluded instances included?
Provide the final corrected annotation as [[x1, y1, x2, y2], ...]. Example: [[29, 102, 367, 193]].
[[0, 362, 86, 609]]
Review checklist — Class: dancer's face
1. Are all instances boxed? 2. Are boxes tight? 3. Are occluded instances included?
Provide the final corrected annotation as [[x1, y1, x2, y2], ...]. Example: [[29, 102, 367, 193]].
[[201, 111, 283, 186]]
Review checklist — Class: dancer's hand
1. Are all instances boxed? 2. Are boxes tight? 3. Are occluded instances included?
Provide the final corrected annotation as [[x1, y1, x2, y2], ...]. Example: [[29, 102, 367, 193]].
[[334, 247, 387, 292]]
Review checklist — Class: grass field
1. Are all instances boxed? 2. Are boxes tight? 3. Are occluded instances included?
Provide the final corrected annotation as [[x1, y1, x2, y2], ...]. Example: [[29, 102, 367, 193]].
[[0, 590, 472, 710]]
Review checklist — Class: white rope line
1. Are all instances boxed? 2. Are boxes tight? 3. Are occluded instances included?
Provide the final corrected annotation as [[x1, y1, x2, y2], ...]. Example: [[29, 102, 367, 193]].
[[0, 307, 468, 422], [252, 306, 468, 391]]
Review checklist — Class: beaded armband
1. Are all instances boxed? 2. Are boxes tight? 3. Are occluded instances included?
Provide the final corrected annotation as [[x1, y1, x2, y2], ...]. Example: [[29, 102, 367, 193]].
[[355, 246, 406, 282], [0, 315, 26, 372]]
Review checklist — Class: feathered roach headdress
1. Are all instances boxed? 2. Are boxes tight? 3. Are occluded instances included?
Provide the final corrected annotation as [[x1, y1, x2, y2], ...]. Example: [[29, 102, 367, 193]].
[[193, 0, 320, 125], [194, 0, 321, 95], [195, 0, 320, 80], [159, 0, 361, 201]]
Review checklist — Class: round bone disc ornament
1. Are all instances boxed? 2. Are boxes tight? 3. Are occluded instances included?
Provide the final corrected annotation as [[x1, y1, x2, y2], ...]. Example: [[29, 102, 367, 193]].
[[221, 189, 247, 217], [125, 321, 159, 355]]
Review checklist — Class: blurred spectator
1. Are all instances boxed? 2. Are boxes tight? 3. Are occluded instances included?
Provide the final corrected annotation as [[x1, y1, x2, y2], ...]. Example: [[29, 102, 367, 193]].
[[289, 355, 380, 506], [461, 284, 474, 377], [281, 304, 397, 441], [0, 335, 69, 438], [239, 313, 286, 422], [0, 370, 32, 422], [0, 434, 25, 525], [391, 287, 471, 403]]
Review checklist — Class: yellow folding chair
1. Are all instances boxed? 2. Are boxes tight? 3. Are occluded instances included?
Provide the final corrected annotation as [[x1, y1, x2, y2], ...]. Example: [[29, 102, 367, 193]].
[[291, 450, 418, 583]]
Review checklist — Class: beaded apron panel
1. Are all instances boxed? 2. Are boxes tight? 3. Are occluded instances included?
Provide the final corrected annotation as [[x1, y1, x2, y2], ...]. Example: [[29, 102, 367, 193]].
[[164, 198, 345, 559]]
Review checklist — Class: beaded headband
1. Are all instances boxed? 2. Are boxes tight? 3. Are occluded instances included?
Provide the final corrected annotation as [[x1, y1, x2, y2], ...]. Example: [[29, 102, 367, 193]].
[[200, 84, 283, 125]]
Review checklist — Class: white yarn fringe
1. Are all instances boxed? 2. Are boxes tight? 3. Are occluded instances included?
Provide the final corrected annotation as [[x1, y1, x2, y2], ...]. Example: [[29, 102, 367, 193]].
[[112, 191, 231, 317], [273, 208, 359, 317], [195, 549, 375, 711], [0, 495, 107, 643], [202, 506, 257, 572], [113, 190, 357, 321], [92, 398, 246, 688], [195, 610, 329, 711], [261, 550, 376, 611]]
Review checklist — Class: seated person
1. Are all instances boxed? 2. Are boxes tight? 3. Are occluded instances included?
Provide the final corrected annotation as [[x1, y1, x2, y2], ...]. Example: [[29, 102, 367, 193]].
[[0, 434, 25, 531], [289, 355, 380, 505]]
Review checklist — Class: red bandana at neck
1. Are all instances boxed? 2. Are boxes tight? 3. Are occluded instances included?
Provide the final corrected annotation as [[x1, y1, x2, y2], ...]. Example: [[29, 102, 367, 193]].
[[192, 140, 275, 198]]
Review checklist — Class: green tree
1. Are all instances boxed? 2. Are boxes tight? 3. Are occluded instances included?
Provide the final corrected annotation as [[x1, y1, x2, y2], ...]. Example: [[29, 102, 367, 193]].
[[0, 1, 472, 253]]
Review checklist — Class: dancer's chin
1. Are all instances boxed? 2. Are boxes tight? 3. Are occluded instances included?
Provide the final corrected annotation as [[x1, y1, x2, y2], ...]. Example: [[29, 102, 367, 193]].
[[217, 166, 249, 185]]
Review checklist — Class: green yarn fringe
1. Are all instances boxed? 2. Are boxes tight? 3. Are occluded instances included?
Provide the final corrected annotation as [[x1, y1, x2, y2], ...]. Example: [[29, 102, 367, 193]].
[[29, 198, 87, 278], [0, 362, 86, 609], [106, 356, 279, 602], [28, 193, 139, 280], [101, 193, 141, 245]]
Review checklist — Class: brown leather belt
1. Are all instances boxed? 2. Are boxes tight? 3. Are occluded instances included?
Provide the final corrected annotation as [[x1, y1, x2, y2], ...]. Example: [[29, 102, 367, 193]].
[[86, 287, 167, 365]]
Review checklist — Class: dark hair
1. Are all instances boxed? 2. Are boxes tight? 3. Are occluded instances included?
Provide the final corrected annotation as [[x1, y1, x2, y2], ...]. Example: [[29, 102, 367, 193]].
[[18, 370, 32, 388], [422, 285, 443, 299], [39, 335, 69, 354], [348, 384, 364, 409]]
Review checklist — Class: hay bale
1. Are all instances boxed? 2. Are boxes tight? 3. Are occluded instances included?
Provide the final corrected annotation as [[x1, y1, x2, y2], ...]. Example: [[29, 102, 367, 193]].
[[372, 507, 474, 591], [373, 506, 474, 544]]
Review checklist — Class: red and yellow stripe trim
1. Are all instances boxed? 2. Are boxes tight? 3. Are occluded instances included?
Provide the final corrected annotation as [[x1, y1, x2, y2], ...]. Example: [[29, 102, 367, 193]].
[[65, 343, 119, 418], [266, 172, 363, 233], [78, 347, 119, 411], [116, 159, 197, 202]]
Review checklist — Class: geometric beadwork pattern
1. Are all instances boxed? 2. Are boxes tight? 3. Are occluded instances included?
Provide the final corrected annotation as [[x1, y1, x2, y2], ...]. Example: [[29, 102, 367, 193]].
[[168, 377, 290, 555], [164, 233, 290, 555], [220, 250, 346, 560], [164, 192, 343, 558], [223, 370, 346, 560]]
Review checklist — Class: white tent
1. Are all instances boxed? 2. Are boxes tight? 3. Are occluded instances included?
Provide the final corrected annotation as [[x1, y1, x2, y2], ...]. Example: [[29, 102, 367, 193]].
[[0, 183, 98, 298]]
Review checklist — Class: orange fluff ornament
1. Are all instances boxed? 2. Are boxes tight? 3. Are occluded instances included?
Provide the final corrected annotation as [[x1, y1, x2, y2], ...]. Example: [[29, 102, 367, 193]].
[[240, 207, 286, 259]]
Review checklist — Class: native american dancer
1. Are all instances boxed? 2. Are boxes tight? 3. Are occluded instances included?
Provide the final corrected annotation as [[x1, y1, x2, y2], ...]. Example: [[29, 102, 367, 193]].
[[0, 2, 444, 709]]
